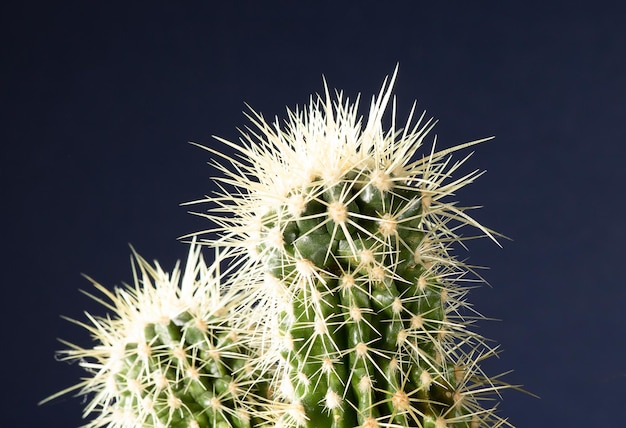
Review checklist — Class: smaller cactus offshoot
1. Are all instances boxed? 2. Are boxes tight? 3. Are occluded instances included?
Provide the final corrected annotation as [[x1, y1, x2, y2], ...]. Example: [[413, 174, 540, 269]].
[[42, 241, 274, 428]]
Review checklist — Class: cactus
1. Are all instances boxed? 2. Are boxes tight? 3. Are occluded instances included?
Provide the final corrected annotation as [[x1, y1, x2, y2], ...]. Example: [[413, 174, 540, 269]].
[[194, 69, 516, 427], [45, 68, 520, 428], [43, 241, 275, 428]]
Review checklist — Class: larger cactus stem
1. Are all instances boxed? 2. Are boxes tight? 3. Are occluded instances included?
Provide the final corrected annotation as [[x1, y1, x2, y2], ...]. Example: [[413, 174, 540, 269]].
[[198, 69, 516, 427], [256, 167, 491, 427]]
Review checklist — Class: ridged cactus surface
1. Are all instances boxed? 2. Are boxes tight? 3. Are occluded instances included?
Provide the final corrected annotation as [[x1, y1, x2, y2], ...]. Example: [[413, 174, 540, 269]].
[[198, 70, 514, 427], [45, 242, 272, 428]]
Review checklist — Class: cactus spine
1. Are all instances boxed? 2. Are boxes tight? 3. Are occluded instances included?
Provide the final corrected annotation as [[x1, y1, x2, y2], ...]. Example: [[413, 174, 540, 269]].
[[198, 70, 514, 427]]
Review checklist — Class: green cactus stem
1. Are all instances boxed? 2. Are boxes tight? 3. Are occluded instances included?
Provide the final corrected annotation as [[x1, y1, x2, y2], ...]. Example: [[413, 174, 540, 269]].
[[195, 68, 517, 427], [42, 241, 274, 428]]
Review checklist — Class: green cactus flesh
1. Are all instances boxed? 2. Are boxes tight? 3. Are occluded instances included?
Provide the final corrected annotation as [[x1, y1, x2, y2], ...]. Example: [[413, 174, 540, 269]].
[[114, 312, 265, 428], [253, 170, 501, 427]]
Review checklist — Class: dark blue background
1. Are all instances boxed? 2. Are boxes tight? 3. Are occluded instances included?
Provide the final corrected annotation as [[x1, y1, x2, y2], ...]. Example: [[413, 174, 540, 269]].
[[3, 1, 625, 426]]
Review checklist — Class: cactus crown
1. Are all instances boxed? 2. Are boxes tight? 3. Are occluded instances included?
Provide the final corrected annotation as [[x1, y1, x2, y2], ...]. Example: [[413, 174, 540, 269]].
[[191, 69, 516, 427]]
